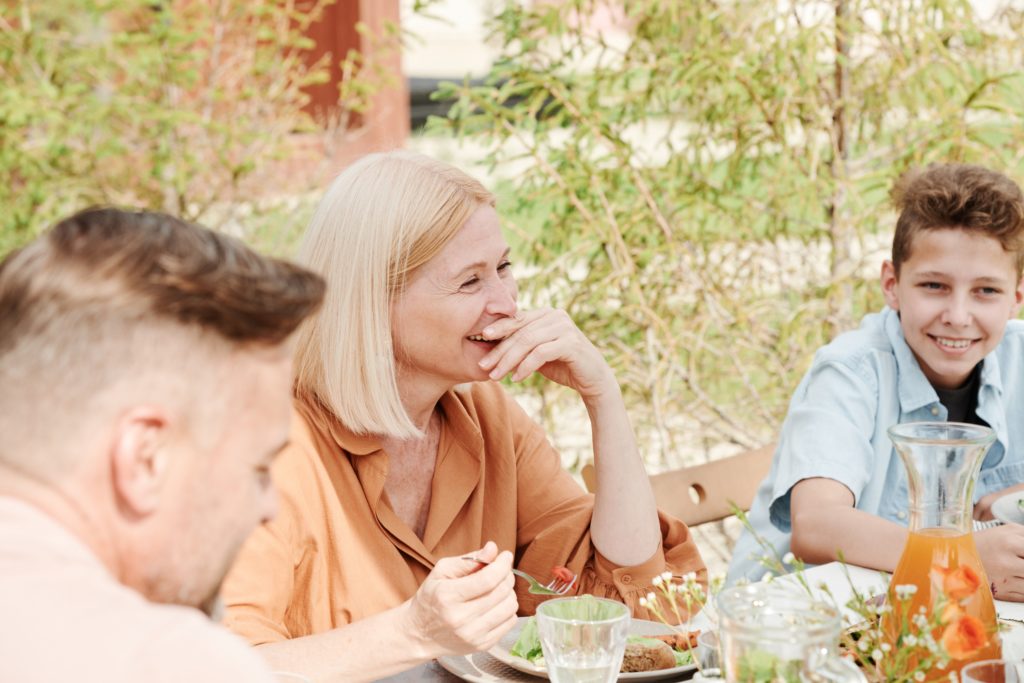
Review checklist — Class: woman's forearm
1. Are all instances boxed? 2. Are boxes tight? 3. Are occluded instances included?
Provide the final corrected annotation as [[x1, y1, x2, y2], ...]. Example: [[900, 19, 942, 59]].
[[585, 383, 661, 567], [254, 602, 430, 683]]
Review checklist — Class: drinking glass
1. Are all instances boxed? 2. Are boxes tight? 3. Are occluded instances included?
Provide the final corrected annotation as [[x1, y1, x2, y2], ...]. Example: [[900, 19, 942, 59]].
[[717, 582, 865, 683], [962, 660, 1024, 683], [535, 596, 630, 683], [696, 629, 722, 677]]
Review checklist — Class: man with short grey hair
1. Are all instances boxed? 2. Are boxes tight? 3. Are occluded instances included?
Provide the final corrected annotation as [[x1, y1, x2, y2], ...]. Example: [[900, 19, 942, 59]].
[[0, 208, 324, 682]]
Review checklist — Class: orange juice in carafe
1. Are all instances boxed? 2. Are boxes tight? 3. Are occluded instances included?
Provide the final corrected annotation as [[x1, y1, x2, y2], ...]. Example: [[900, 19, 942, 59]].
[[886, 528, 1000, 673], [884, 421, 1003, 679], [886, 422, 1001, 679]]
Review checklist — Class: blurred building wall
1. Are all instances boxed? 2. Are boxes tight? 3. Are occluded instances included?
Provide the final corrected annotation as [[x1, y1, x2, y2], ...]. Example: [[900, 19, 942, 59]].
[[302, 0, 408, 159]]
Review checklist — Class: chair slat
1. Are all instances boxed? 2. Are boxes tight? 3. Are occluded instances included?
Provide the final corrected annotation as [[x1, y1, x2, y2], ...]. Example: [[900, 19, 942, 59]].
[[580, 444, 775, 527]]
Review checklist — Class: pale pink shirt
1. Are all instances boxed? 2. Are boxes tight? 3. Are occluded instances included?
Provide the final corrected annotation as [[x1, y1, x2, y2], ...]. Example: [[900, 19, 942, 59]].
[[0, 496, 275, 683]]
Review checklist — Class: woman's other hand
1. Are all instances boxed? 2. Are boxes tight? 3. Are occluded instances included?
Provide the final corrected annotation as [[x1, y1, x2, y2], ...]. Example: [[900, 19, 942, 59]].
[[477, 308, 616, 402], [403, 541, 519, 659]]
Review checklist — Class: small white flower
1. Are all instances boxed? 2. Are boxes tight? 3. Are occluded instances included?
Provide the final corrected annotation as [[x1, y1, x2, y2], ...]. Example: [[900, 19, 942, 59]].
[[661, 571, 673, 582], [652, 575, 663, 587], [894, 584, 918, 600], [682, 571, 697, 582], [782, 552, 795, 565], [871, 649, 883, 662], [857, 640, 869, 652], [903, 634, 918, 647], [880, 643, 891, 652], [646, 592, 656, 603], [914, 672, 926, 682], [946, 670, 956, 681], [639, 596, 648, 607]]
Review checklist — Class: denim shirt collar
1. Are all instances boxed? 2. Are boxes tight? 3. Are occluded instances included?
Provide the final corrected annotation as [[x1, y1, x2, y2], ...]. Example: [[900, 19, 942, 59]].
[[882, 307, 940, 414]]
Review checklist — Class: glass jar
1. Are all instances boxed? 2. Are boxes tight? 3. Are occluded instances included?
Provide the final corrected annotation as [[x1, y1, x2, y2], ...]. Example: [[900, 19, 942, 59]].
[[717, 582, 866, 683]]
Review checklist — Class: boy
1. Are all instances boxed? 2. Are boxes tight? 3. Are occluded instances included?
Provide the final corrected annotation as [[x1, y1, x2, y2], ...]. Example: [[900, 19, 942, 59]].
[[727, 164, 1024, 601]]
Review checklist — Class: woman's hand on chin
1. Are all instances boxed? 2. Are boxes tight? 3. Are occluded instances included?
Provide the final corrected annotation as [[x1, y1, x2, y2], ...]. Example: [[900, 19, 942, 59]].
[[476, 307, 618, 402], [402, 541, 519, 659]]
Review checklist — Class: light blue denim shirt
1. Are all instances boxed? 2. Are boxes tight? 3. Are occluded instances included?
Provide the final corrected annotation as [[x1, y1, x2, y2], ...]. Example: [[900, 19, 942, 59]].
[[727, 307, 1024, 584]]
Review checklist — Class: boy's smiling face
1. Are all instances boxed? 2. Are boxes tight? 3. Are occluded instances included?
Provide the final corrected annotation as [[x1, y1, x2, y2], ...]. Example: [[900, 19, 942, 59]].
[[882, 228, 1024, 390]]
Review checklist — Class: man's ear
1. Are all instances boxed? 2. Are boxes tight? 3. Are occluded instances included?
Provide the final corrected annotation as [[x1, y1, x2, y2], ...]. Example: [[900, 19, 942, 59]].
[[110, 407, 171, 517], [881, 260, 900, 312]]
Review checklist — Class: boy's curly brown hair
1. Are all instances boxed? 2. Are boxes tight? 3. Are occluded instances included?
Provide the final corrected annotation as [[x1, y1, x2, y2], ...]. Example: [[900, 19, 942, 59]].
[[892, 163, 1024, 277]]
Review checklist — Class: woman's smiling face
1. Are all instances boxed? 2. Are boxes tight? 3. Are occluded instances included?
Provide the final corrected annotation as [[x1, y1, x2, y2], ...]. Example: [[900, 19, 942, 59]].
[[882, 228, 1024, 390], [390, 204, 518, 394]]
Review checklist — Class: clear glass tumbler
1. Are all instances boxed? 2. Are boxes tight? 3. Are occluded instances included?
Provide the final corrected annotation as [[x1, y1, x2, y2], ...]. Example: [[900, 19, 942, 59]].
[[536, 596, 630, 683]]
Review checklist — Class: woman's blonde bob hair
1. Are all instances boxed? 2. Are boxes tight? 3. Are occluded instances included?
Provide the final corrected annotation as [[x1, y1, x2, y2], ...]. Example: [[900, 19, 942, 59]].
[[294, 150, 495, 438]]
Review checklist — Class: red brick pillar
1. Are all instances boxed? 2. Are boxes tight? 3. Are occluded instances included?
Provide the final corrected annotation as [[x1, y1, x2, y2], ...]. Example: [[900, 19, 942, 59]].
[[303, 0, 409, 163]]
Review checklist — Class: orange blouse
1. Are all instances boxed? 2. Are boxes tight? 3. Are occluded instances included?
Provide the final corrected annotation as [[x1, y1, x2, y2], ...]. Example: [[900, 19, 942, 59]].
[[222, 381, 705, 645]]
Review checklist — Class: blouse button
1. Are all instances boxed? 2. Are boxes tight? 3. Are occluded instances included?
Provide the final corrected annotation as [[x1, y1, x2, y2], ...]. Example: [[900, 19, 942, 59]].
[[621, 574, 632, 584], [931, 406, 940, 416]]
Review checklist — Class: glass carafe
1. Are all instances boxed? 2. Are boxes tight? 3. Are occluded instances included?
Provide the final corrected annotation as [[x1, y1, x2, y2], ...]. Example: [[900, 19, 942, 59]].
[[885, 422, 1001, 677], [717, 582, 866, 683]]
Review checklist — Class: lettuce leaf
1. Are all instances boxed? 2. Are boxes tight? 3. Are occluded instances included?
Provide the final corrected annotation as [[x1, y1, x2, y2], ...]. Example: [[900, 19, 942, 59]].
[[509, 617, 544, 665]]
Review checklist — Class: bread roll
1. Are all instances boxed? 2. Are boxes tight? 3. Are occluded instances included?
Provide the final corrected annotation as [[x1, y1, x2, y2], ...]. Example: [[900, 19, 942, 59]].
[[620, 639, 677, 672]]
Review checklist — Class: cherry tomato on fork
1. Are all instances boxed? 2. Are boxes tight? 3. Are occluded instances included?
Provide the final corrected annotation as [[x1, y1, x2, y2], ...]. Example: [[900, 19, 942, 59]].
[[551, 566, 574, 583]]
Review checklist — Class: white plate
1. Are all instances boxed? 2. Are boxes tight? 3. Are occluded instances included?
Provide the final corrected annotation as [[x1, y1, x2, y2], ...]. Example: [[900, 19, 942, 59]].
[[991, 492, 1024, 525], [437, 616, 698, 682]]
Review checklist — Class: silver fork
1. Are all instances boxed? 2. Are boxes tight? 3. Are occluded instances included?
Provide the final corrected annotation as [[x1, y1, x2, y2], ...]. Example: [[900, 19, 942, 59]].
[[460, 556, 577, 595]]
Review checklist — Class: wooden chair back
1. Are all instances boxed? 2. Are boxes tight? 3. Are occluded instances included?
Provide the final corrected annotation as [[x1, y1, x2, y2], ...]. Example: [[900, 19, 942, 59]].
[[580, 444, 775, 527]]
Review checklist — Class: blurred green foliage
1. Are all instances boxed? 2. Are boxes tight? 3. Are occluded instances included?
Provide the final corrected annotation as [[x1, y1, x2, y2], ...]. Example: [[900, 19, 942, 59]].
[[431, 0, 1024, 465], [0, 0, 381, 255]]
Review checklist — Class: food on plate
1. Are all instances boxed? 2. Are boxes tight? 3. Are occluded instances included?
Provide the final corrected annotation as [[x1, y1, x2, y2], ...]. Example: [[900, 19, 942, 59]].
[[651, 632, 701, 650], [508, 615, 696, 672], [509, 616, 544, 665], [621, 638, 676, 672], [551, 565, 575, 584]]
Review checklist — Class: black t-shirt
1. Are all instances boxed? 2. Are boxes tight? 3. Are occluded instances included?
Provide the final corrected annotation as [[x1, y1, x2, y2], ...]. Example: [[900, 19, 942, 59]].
[[934, 363, 986, 426]]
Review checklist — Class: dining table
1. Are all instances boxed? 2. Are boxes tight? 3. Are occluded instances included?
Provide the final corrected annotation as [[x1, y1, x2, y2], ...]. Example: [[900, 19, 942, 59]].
[[378, 560, 1024, 682]]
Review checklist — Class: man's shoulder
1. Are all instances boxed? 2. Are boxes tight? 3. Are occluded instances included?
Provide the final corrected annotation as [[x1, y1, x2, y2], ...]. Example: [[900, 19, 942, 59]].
[[0, 571, 272, 683], [126, 607, 275, 681]]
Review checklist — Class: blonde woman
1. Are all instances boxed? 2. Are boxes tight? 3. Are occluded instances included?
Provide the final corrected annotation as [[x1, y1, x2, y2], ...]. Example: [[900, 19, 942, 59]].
[[223, 151, 706, 681]]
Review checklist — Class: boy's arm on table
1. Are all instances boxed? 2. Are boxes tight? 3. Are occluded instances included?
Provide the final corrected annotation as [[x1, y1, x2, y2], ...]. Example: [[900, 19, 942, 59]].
[[792, 477, 1024, 601], [789, 477, 906, 572]]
